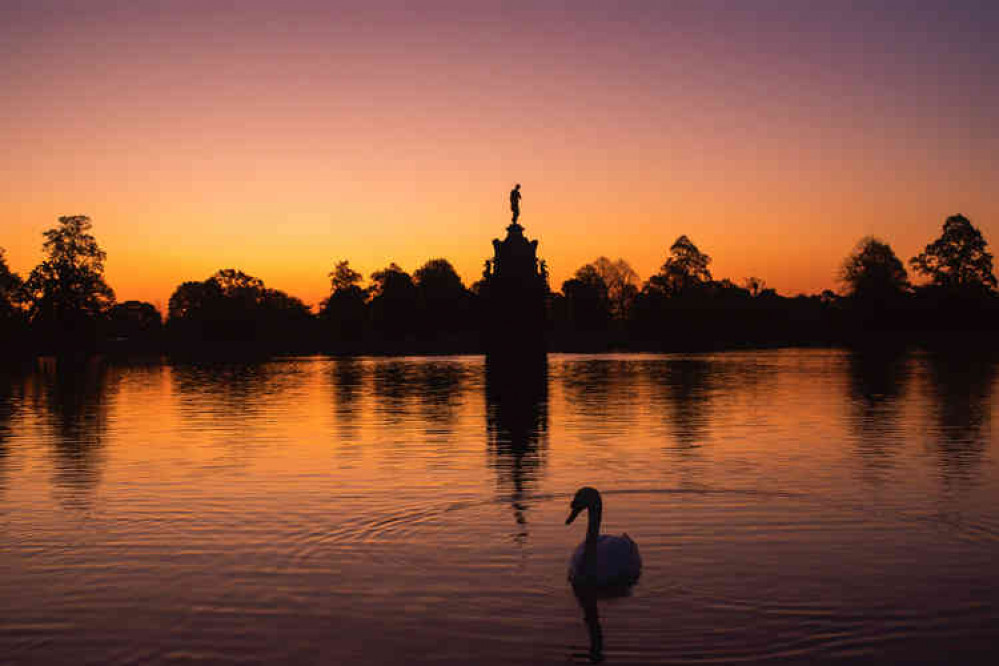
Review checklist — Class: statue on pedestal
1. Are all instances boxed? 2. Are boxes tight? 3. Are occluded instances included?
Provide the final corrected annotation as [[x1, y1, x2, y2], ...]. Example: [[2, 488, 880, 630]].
[[484, 184, 547, 362], [510, 183, 522, 224]]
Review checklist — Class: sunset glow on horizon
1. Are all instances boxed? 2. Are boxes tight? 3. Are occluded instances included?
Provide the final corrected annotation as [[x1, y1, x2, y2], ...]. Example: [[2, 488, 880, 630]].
[[3, 1, 997, 309]]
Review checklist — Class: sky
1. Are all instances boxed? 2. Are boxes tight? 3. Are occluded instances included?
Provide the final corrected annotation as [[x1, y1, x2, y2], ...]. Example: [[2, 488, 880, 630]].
[[1, 0, 997, 310]]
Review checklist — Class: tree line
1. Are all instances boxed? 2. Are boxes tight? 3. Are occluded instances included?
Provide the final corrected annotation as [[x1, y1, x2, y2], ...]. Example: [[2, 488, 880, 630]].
[[1, 213, 997, 357]]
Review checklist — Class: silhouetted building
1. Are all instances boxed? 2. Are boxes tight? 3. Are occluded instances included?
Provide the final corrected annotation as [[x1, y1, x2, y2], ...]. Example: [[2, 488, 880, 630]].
[[481, 219, 547, 362]]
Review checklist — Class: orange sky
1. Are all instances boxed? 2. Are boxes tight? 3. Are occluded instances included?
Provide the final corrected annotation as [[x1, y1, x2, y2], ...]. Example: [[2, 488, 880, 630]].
[[2, 2, 997, 310]]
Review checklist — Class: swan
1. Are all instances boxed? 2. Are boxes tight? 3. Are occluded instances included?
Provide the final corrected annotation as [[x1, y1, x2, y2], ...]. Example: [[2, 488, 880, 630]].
[[566, 487, 641, 587]]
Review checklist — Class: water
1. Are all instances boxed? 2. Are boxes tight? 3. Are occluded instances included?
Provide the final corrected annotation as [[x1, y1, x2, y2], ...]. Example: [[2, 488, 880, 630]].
[[1, 349, 997, 665]]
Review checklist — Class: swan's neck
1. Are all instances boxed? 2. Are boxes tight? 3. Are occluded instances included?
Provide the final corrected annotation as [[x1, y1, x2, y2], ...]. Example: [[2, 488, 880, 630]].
[[585, 503, 602, 545]]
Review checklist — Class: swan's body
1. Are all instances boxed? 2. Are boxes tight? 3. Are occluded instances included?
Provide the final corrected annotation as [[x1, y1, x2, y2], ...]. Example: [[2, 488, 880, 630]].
[[569, 534, 641, 586], [566, 487, 641, 587]]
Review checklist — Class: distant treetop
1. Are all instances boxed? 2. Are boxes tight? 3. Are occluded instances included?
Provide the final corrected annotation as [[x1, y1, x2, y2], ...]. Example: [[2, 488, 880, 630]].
[[646, 235, 713, 296], [841, 236, 909, 300], [910, 214, 996, 293]]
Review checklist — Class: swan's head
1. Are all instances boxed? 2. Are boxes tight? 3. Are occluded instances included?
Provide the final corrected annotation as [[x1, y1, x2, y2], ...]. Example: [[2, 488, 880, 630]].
[[566, 486, 602, 525]]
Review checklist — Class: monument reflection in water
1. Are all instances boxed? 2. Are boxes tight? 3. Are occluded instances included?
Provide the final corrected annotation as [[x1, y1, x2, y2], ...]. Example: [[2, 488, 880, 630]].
[[485, 359, 548, 544]]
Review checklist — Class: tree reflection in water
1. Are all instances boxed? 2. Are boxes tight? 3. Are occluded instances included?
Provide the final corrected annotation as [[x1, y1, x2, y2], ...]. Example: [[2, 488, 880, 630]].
[[846, 347, 912, 484], [170, 360, 292, 466], [415, 361, 469, 437], [0, 367, 27, 498], [370, 361, 423, 445], [328, 357, 366, 455], [648, 358, 714, 451], [922, 349, 997, 490], [30, 357, 118, 508]]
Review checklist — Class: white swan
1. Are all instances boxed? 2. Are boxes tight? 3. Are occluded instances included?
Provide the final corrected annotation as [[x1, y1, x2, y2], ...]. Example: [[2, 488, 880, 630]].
[[566, 487, 641, 587]]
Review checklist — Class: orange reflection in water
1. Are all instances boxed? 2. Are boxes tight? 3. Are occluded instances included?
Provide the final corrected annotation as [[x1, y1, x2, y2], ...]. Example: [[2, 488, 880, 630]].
[[0, 351, 997, 665]]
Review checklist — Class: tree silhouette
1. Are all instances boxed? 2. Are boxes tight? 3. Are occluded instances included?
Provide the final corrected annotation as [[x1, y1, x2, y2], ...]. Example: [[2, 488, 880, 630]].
[[0, 248, 24, 320], [259, 288, 311, 319], [0, 249, 26, 352], [841, 237, 909, 301], [368, 263, 417, 342], [320, 260, 367, 346], [713, 278, 753, 299], [328, 260, 363, 294], [213, 268, 264, 295], [168, 280, 222, 322], [414, 258, 469, 341], [370, 263, 415, 299], [910, 214, 996, 294], [589, 256, 639, 320], [646, 235, 712, 296], [108, 301, 162, 348], [743, 277, 767, 297], [24, 215, 115, 349], [415, 258, 465, 301], [560, 264, 611, 332], [838, 237, 910, 335], [167, 269, 310, 349]]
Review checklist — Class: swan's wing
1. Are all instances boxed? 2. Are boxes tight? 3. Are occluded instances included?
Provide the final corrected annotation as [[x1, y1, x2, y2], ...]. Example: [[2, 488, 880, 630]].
[[599, 535, 642, 581], [570, 536, 642, 585]]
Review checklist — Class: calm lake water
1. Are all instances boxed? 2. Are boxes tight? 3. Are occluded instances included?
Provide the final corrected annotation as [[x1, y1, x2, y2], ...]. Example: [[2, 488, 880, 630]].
[[1, 350, 997, 665]]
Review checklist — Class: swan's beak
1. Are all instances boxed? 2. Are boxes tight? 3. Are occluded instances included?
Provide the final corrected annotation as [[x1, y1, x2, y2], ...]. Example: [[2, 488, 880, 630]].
[[566, 505, 583, 525]]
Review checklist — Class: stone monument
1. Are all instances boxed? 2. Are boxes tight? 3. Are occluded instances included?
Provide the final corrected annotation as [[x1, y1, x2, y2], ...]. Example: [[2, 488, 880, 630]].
[[481, 185, 548, 363]]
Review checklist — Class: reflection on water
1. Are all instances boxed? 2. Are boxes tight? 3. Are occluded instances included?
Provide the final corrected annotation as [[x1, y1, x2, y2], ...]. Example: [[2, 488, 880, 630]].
[[170, 361, 301, 467], [31, 358, 118, 507], [1, 350, 998, 665], [416, 362, 470, 432], [924, 350, 996, 488], [172, 360, 297, 417], [329, 357, 365, 446], [571, 581, 638, 664], [649, 358, 715, 451], [0, 367, 24, 496], [842, 347, 998, 491], [486, 359, 548, 544], [846, 347, 911, 483], [573, 585, 604, 663], [561, 359, 640, 440], [372, 360, 416, 420]]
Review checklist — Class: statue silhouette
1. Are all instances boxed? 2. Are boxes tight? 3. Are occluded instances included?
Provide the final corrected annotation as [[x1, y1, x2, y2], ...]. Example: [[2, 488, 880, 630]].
[[510, 183, 522, 224]]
